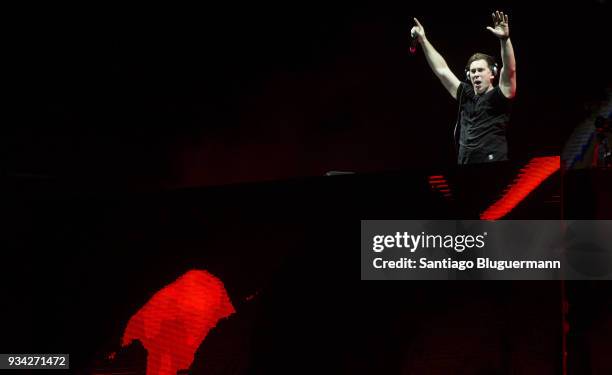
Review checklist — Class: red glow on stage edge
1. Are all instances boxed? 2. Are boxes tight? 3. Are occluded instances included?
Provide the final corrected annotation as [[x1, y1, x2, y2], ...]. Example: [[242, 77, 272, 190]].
[[480, 156, 560, 220]]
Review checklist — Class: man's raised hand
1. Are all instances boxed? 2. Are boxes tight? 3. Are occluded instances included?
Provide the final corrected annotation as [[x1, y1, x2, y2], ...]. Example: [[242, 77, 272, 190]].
[[486, 11, 510, 39], [411, 18, 426, 42]]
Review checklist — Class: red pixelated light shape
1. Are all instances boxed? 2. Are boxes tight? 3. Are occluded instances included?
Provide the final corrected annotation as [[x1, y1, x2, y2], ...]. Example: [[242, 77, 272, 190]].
[[480, 156, 560, 220], [122, 270, 235, 375], [428, 175, 453, 200]]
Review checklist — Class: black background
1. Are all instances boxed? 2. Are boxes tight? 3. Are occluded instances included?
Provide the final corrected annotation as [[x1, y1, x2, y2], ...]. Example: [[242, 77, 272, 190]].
[[6, 1, 610, 188]]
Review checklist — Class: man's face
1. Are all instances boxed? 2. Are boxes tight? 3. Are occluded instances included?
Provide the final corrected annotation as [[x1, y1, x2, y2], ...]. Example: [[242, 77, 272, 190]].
[[469, 59, 494, 95]]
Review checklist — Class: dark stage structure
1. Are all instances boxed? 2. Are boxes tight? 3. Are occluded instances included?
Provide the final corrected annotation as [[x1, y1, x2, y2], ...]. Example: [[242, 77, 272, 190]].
[[4, 162, 612, 374]]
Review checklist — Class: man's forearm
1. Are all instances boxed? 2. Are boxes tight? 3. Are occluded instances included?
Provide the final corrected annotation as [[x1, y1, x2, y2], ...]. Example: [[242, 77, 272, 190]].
[[420, 37, 451, 77], [500, 38, 516, 73]]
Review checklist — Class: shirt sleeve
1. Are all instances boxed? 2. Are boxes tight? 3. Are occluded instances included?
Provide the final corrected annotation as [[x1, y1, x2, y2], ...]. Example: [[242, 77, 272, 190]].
[[456, 82, 466, 100], [493, 85, 513, 102]]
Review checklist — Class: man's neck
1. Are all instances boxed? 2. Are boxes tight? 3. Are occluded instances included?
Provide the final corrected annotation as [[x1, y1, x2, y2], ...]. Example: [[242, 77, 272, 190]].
[[475, 85, 495, 96]]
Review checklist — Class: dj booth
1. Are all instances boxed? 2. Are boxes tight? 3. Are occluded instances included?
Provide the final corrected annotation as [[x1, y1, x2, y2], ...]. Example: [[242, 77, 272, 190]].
[[4, 159, 612, 374]]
